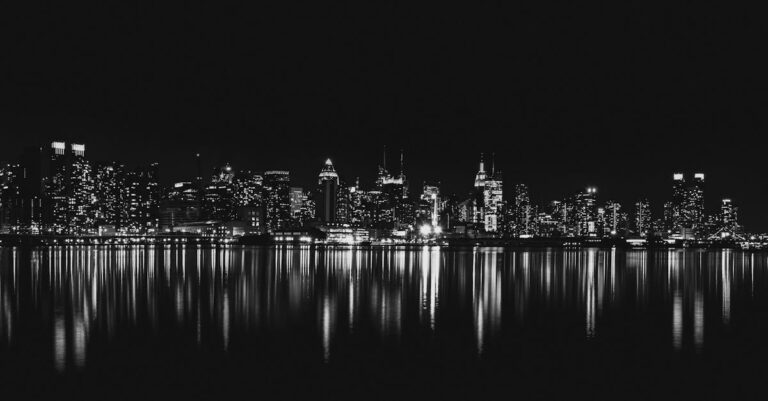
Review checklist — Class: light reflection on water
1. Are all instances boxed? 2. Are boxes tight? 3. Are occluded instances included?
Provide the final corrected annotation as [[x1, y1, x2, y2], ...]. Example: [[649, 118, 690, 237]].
[[0, 246, 766, 373]]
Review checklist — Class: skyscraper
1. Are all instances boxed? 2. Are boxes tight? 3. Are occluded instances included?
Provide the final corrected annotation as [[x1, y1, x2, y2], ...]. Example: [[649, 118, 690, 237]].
[[317, 159, 339, 224], [634, 199, 651, 237], [67, 144, 96, 234], [669, 172, 705, 238], [512, 183, 533, 237], [472, 153, 503, 233], [720, 198, 739, 234], [263, 170, 291, 231], [574, 187, 598, 236]]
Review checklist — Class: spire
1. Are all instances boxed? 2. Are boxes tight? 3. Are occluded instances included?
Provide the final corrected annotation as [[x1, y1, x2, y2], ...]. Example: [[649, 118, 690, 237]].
[[474, 153, 488, 188], [382, 145, 387, 170], [400, 149, 405, 177], [318, 157, 339, 184], [491, 152, 496, 176]]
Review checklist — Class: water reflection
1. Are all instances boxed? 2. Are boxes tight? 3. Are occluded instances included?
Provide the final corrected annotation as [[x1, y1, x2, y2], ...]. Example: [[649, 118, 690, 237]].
[[0, 246, 766, 372]]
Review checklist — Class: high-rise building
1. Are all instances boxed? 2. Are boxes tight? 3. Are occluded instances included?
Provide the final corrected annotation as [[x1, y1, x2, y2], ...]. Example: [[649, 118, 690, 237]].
[[290, 187, 304, 219], [123, 163, 160, 233], [687, 173, 705, 233], [419, 183, 441, 227], [234, 170, 263, 207], [600, 201, 626, 236], [67, 144, 96, 234], [93, 162, 126, 229], [316, 159, 339, 224], [720, 198, 740, 234], [574, 187, 598, 236], [511, 184, 533, 237], [472, 154, 503, 233], [159, 182, 202, 230], [203, 164, 236, 222], [634, 199, 651, 237], [263, 170, 291, 231], [375, 149, 410, 228], [669, 172, 706, 238]]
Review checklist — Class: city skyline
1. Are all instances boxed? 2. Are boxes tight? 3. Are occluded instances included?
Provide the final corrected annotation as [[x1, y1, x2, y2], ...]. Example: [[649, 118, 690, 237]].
[[0, 140, 754, 240]]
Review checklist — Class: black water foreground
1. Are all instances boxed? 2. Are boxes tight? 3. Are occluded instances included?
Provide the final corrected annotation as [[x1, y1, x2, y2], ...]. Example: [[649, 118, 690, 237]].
[[1, 245, 767, 399]]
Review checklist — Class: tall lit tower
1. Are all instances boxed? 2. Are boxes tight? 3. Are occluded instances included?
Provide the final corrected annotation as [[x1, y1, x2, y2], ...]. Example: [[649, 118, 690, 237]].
[[263, 170, 291, 231], [689, 173, 705, 231], [671, 173, 686, 232], [720, 198, 739, 234], [634, 199, 651, 237], [317, 158, 339, 224]]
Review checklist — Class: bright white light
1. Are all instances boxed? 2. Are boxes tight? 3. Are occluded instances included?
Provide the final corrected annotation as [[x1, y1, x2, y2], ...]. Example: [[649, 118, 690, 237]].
[[420, 224, 432, 236], [694, 173, 704, 180], [433, 226, 442, 234], [673, 173, 684, 181]]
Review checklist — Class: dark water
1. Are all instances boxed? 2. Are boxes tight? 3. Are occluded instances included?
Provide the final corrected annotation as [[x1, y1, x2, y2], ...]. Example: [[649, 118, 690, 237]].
[[1, 246, 767, 399]]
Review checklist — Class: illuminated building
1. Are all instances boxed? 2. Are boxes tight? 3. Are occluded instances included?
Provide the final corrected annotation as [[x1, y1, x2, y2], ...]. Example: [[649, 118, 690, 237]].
[[203, 164, 236, 222], [418, 183, 441, 227], [44, 141, 71, 233], [234, 170, 263, 208], [599, 201, 626, 236], [0, 164, 22, 233], [336, 183, 352, 224], [317, 158, 339, 224], [471, 153, 503, 233], [159, 182, 202, 230], [348, 178, 366, 226], [263, 170, 291, 231], [66, 144, 96, 234], [290, 187, 304, 219], [482, 173, 503, 233], [574, 187, 598, 236], [720, 198, 740, 234], [93, 162, 126, 228], [633, 199, 651, 237], [510, 184, 533, 237], [687, 173, 706, 234], [123, 163, 160, 233], [668, 172, 706, 238], [375, 149, 411, 228]]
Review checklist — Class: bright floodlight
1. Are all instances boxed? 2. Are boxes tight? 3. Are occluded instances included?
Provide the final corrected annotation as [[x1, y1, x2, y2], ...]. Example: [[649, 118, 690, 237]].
[[420, 224, 432, 236], [433, 226, 443, 234]]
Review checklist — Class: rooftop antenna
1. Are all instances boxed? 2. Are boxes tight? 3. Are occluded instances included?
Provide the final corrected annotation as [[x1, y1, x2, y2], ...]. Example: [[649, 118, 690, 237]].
[[383, 145, 387, 170], [492, 152, 496, 176]]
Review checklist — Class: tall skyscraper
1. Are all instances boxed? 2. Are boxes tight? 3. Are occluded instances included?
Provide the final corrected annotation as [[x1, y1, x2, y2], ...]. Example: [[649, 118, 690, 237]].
[[512, 183, 533, 237], [574, 187, 598, 236], [472, 153, 503, 233], [669, 172, 705, 238], [600, 201, 625, 236], [720, 198, 739, 234], [263, 170, 291, 231], [316, 159, 339, 224], [290, 187, 304, 219], [67, 144, 96, 234], [634, 199, 651, 237]]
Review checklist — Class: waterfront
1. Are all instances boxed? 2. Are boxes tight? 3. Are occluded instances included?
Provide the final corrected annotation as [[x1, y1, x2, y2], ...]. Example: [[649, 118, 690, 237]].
[[1, 245, 768, 399]]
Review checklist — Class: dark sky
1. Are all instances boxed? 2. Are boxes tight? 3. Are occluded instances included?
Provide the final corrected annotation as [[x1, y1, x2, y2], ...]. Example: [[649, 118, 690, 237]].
[[2, 1, 767, 229]]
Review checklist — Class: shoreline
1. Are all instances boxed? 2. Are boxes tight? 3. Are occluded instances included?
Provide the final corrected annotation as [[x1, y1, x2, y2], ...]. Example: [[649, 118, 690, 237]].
[[0, 233, 761, 250]]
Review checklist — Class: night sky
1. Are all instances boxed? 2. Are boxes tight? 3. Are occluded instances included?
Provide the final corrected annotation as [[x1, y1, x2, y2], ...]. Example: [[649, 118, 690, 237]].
[[2, 2, 767, 229]]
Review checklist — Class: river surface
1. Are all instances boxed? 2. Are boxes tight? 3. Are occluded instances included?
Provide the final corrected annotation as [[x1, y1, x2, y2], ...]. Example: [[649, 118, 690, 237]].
[[1, 246, 767, 399]]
